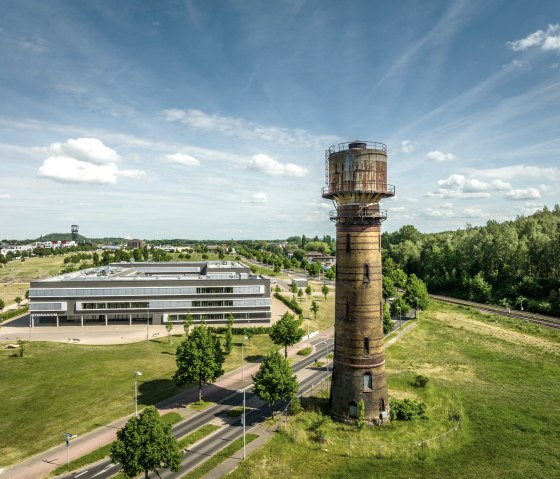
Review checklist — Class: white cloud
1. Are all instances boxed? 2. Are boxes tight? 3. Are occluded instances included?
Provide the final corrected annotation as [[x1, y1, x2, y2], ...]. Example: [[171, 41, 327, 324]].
[[162, 153, 200, 167], [48, 138, 119, 165], [37, 138, 146, 185], [117, 169, 147, 179], [491, 179, 512, 190], [473, 164, 560, 180], [163, 108, 337, 148], [441, 202, 453, 209], [429, 174, 499, 199], [401, 140, 415, 153], [462, 207, 486, 218], [38, 156, 120, 185], [505, 188, 541, 200], [422, 208, 454, 217], [507, 24, 560, 52], [251, 192, 268, 203], [391, 206, 408, 212], [0, 193, 12, 199], [247, 153, 307, 177], [426, 150, 455, 162]]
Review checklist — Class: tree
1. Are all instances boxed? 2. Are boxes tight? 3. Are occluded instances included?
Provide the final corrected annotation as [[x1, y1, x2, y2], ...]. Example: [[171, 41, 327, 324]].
[[388, 268, 407, 289], [24, 290, 29, 300], [165, 317, 173, 343], [224, 313, 235, 355], [15, 296, 22, 307], [321, 284, 329, 300], [403, 274, 430, 310], [305, 285, 313, 300], [0, 299, 4, 311], [253, 350, 298, 413], [269, 312, 304, 358], [383, 303, 394, 334], [173, 324, 225, 402], [110, 406, 182, 479], [310, 300, 319, 320], [297, 288, 304, 302], [390, 296, 411, 318], [382, 276, 397, 302], [290, 282, 298, 294], [183, 313, 193, 336]]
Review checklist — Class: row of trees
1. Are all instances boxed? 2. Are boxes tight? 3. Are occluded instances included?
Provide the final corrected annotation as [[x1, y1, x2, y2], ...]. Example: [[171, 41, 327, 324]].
[[382, 206, 560, 315], [114, 313, 303, 478]]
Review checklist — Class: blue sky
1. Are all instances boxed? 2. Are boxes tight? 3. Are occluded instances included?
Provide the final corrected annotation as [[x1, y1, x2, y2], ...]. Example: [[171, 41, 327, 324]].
[[1, 0, 559, 240]]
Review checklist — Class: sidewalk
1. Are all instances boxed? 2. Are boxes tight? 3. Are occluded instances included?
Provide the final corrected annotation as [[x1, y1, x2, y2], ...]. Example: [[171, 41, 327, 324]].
[[1, 331, 331, 479]]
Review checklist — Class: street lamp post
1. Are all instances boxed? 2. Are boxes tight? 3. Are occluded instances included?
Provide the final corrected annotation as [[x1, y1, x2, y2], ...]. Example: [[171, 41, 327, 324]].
[[63, 432, 77, 465], [241, 335, 248, 380], [134, 371, 142, 417], [397, 306, 402, 336], [237, 389, 246, 459], [307, 316, 310, 347], [520, 299, 524, 311], [414, 296, 419, 322]]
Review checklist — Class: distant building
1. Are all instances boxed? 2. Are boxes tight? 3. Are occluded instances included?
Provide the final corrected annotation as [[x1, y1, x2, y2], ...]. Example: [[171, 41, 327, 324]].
[[291, 278, 308, 289], [306, 251, 335, 266], [127, 239, 145, 249], [28, 261, 271, 327]]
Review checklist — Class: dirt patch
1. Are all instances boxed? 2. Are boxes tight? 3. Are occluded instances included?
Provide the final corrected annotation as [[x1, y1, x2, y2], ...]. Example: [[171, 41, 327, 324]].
[[433, 311, 560, 356]]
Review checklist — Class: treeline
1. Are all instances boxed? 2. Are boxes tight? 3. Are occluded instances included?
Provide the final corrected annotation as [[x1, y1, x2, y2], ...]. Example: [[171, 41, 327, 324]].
[[382, 205, 560, 316]]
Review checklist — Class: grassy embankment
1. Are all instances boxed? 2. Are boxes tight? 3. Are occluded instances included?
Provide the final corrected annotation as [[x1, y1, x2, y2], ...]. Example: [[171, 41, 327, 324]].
[[0, 255, 70, 308], [228, 301, 560, 479], [0, 333, 276, 466]]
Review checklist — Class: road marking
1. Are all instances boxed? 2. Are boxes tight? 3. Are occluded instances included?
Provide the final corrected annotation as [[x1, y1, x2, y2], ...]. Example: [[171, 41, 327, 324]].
[[75, 471, 89, 478], [91, 464, 115, 478]]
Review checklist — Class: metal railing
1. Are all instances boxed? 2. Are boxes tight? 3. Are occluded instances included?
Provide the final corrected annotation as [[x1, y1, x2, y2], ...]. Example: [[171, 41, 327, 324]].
[[326, 141, 387, 155], [322, 182, 396, 197], [329, 208, 387, 221]]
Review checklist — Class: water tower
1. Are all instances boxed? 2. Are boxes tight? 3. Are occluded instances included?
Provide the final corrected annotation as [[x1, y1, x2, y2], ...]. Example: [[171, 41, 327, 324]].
[[322, 141, 395, 424], [71, 225, 79, 242]]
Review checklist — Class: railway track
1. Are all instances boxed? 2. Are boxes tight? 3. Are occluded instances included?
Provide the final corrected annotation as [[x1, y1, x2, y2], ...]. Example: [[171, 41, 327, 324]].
[[430, 294, 560, 330]]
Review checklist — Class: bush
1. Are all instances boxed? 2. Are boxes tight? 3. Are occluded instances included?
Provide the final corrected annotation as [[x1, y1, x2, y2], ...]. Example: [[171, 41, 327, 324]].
[[412, 374, 429, 388], [297, 347, 312, 356], [289, 397, 303, 415], [0, 306, 29, 323], [389, 397, 427, 421], [274, 292, 303, 314], [212, 326, 272, 335]]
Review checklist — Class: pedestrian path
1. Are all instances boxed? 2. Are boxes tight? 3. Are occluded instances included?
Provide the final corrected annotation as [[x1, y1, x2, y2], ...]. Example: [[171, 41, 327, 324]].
[[0, 331, 331, 479]]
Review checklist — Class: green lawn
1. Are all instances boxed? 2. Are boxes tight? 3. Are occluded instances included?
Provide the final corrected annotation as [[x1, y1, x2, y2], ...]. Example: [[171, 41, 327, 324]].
[[0, 332, 275, 467], [228, 302, 560, 479]]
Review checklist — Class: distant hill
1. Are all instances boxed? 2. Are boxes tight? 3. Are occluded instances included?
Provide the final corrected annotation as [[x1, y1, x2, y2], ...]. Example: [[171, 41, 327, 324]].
[[38, 233, 90, 242]]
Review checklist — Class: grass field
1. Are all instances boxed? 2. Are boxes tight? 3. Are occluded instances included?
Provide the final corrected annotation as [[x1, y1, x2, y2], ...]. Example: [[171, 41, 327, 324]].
[[228, 302, 560, 479], [0, 332, 277, 466], [0, 255, 72, 307]]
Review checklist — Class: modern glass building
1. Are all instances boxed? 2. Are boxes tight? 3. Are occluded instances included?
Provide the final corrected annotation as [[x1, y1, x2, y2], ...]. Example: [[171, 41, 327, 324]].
[[28, 261, 271, 327]]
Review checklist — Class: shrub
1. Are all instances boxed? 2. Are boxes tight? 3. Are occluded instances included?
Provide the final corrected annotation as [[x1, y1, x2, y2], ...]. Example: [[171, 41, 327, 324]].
[[297, 347, 312, 356], [289, 397, 303, 415], [389, 398, 427, 421], [412, 374, 429, 388], [274, 292, 303, 314]]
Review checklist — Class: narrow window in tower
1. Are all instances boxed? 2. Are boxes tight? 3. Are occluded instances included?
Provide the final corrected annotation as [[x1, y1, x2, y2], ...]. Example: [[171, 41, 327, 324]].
[[363, 263, 370, 283], [363, 372, 373, 389], [348, 401, 358, 418], [364, 337, 370, 355], [346, 233, 351, 252], [379, 397, 385, 412]]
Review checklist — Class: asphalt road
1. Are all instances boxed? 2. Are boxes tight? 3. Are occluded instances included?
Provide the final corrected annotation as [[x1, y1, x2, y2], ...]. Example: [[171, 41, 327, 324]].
[[59, 338, 334, 479]]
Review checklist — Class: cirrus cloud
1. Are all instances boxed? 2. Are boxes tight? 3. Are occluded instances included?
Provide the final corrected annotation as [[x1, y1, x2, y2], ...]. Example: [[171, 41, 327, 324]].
[[507, 24, 560, 52]]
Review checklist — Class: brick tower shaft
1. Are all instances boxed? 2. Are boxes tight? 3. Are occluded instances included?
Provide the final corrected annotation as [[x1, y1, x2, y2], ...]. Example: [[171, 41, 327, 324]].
[[322, 141, 394, 424]]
